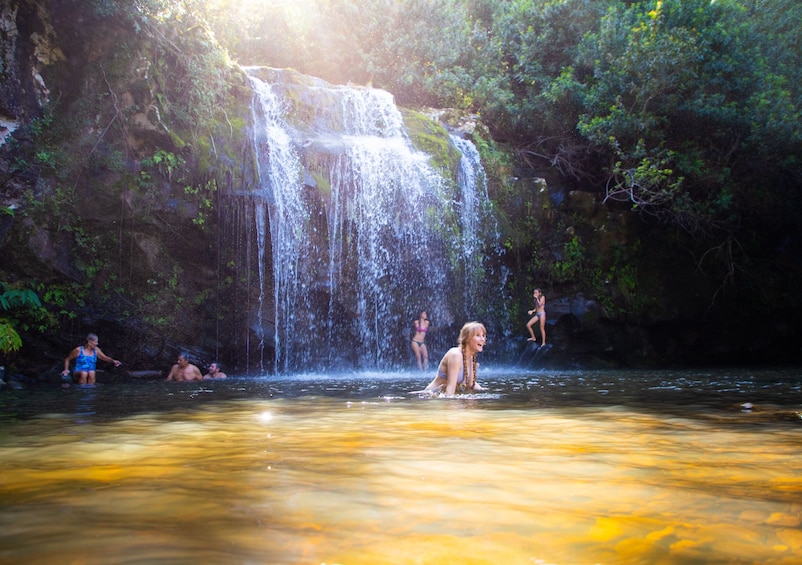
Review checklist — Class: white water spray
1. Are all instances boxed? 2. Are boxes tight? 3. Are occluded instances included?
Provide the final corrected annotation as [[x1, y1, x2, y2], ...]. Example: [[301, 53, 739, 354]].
[[247, 69, 501, 373]]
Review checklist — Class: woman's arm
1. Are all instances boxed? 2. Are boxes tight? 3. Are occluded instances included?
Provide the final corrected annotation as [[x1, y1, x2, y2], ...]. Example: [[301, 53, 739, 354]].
[[96, 347, 121, 366], [62, 347, 78, 374]]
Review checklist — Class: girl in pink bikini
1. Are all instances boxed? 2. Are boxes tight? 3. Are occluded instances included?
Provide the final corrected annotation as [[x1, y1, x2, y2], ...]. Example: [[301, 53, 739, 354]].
[[411, 311, 430, 371], [526, 288, 547, 346]]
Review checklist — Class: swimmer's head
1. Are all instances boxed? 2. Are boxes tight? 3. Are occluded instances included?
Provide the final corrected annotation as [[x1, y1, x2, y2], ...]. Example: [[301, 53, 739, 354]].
[[458, 321, 486, 348]]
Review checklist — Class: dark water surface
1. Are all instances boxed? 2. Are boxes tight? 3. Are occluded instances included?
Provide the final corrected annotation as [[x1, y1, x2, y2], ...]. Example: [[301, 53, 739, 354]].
[[1, 367, 801, 564]]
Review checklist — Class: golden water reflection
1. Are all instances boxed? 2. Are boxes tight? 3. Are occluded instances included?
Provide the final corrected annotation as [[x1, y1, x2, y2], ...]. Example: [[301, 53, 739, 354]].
[[1, 394, 801, 564]]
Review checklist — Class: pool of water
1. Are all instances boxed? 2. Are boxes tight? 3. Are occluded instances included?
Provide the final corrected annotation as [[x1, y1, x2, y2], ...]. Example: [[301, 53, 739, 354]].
[[1, 367, 801, 564]]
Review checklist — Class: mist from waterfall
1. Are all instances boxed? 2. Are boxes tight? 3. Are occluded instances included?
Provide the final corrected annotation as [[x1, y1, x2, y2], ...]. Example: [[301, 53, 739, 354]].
[[247, 70, 503, 373]]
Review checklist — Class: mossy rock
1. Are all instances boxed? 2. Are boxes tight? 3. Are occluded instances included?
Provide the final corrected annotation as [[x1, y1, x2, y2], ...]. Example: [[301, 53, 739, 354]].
[[400, 108, 461, 181]]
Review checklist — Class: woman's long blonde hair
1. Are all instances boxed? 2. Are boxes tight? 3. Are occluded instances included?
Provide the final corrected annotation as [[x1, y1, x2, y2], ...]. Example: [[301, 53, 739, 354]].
[[458, 322, 485, 390]]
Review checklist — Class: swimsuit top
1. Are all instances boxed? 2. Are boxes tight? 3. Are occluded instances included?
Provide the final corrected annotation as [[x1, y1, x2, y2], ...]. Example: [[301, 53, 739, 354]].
[[415, 322, 429, 333], [74, 346, 97, 371], [437, 366, 464, 384]]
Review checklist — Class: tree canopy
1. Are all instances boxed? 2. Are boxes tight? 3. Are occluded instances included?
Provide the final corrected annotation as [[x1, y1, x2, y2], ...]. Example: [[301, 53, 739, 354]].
[[109, 0, 802, 326], [196, 0, 801, 243]]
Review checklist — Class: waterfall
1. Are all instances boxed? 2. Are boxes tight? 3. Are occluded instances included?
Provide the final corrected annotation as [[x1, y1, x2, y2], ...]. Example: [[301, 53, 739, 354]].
[[451, 134, 497, 311], [249, 77, 310, 372], [246, 69, 500, 373]]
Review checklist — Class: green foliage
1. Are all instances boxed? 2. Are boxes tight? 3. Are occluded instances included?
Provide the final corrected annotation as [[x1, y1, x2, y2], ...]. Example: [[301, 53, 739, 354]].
[[139, 149, 180, 205], [0, 282, 43, 355], [140, 265, 190, 332], [0, 321, 22, 355], [592, 239, 655, 318], [602, 139, 695, 228], [26, 111, 54, 138], [469, 0, 614, 144], [35, 150, 58, 170], [184, 178, 218, 228], [39, 282, 82, 315], [17, 177, 113, 311], [472, 130, 513, 181], [142, 149, 184, 181], [567, 0, 801, 240], [328, 0, 474, 106], [13, 106, 68, 179], [138, 149, 220, 228], [0, 284, 42, 313], [204, 0, 475, 106], [549, 236, 584, 284], [104, 0, 237, 146], [199, 0, 802, 244]]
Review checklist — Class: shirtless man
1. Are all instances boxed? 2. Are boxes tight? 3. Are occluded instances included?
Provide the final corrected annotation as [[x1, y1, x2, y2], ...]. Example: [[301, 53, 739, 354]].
[[203, 361, 228, 380], [165, 353, 203, 381]]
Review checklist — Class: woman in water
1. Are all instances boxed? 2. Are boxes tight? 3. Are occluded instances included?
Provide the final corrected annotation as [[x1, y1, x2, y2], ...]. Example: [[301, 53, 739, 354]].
[[422, 321, 486, 395], [61, 332, 122, 385], [411, 310, 431, 371]]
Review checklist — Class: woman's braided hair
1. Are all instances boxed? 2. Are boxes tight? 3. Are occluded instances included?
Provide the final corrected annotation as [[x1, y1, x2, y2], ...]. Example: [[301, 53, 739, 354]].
[[458, 322, 485, 390]]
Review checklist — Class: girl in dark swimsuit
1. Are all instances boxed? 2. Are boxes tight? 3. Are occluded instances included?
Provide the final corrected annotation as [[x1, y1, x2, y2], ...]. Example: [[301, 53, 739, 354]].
[[411, 311, 430, 370]]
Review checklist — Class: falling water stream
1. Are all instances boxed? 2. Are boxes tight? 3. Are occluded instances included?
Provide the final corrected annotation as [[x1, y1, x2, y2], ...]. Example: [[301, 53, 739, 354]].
[[246, 69, 503, 374]]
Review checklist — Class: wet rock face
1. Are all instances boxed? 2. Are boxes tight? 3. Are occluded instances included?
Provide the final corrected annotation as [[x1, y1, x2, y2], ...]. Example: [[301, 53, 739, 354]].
[[22, 218, 81, 280], [1, 4, 29, 145], [0, 2, 244, 374], [0, 1, 62, 126]]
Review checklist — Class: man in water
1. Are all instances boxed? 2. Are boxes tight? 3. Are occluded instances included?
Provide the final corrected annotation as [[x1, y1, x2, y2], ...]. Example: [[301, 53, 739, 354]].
[[165, 353, 203, 381], [203, 362, 227, 379]]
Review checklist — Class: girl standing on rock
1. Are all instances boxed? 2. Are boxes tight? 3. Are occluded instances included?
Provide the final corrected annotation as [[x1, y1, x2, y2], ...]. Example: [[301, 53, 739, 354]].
[[526, 288, 546, 346]]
